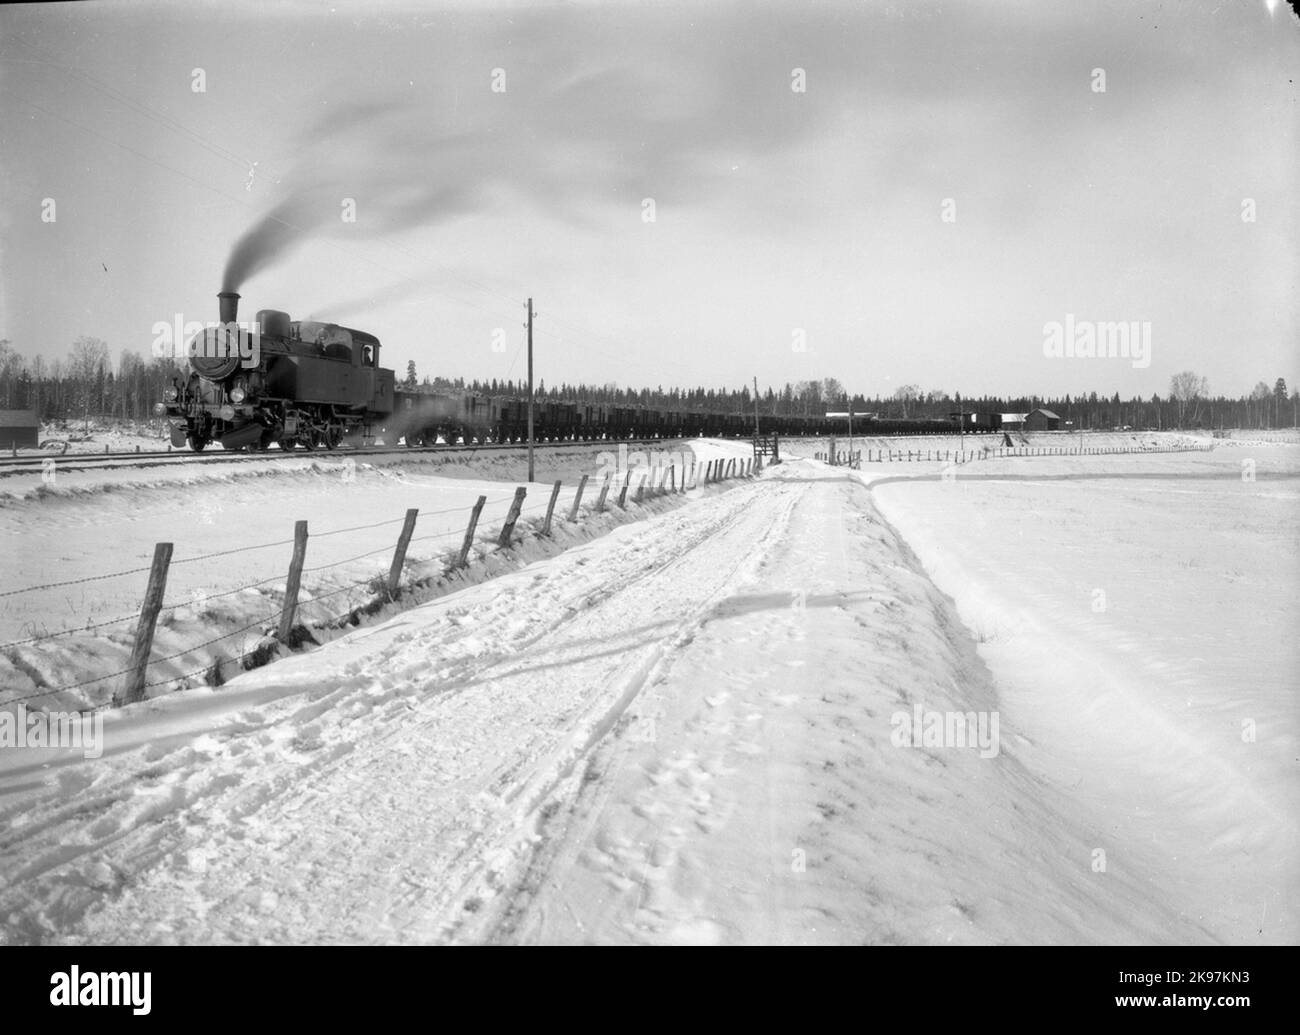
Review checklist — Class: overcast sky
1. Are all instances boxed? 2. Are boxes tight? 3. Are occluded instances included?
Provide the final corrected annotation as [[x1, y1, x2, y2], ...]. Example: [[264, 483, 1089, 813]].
[[1, 0, 1296, 399]]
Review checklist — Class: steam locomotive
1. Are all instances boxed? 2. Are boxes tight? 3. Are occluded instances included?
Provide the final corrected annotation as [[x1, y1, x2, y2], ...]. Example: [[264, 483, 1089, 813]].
[[158, 293, 967, 451]]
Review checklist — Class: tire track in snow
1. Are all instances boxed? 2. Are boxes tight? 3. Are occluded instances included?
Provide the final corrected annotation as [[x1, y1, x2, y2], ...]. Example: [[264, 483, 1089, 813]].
[[490, 469, 1213, 945]]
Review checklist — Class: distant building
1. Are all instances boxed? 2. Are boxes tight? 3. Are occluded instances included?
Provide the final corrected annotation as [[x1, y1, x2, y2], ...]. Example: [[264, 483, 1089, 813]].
[[950, 412, 1002, 430], [1000, 412, 1028, 429], [0, 409, 38, 450], [1024, 408, 1061, 431]]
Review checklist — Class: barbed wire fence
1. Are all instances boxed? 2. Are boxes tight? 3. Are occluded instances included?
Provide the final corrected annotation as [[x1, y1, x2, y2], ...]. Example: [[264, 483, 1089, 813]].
[[0, 456, 756, 714], [814, 440, 1217, 465]]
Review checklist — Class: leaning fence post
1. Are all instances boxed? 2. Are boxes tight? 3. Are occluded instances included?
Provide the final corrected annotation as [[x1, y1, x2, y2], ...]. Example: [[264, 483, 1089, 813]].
[[542, 480, 563, 535], [457, 495, 488, 567], [386, 508, 419, 598], [116, 541, 174, 706], [634, 473, 647, 503], [596, 472, 613, 512], [568, 474, 589, 521], [617, 477, 630, 508], [278, 520, 309, 643], [498, 486, 528, 546]]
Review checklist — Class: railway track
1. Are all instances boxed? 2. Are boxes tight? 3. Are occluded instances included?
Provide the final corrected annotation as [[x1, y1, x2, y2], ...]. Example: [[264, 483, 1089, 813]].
[[0, 437, 697, 478]]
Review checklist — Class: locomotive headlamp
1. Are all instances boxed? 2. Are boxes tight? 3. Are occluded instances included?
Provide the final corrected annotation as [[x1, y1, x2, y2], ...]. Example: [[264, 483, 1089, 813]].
[[219, 405, 236, 421], [163, 386, 179, 402], [230, 385, 247, 404]]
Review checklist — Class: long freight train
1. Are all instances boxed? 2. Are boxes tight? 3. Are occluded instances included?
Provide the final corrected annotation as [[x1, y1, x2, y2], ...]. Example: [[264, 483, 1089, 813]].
[[158, 294, 968, 451]]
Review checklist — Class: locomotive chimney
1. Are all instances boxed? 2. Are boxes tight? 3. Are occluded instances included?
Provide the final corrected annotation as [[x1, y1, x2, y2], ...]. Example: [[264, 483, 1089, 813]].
[[218, 291, 240, 324]]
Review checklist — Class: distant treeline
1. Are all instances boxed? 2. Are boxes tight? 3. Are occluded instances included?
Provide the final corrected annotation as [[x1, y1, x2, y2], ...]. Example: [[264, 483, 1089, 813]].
[[0, 338, 1294, 432]]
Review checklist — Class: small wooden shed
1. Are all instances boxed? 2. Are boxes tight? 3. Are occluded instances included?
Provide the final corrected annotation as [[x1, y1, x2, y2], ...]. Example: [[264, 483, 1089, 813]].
[[1024, 408, 1062, 431], [0, 409, 39, 449]]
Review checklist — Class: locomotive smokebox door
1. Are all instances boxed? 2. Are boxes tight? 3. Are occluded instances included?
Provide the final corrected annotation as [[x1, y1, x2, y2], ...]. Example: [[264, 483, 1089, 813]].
[[189, 325, 244, 381]]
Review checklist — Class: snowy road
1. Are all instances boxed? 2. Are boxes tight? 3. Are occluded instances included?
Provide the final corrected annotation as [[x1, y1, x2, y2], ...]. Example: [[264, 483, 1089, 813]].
[[0, 460, 1220, 943]]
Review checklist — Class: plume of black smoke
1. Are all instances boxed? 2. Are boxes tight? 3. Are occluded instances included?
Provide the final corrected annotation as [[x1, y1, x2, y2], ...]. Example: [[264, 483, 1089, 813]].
[[220, 5, 950, 295]]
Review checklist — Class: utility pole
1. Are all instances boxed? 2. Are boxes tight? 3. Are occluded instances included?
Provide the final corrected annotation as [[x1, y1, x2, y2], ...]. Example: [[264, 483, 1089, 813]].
[[752, 376, 760, 437], [957, 391, 964, 450], [526, 297, 534, 483], [848, 397, 854, 467]]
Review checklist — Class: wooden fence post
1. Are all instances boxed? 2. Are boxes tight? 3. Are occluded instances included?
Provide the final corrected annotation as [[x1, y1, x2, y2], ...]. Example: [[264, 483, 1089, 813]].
[[542, 480, 563, 535], [669, 465, 676, 493], [278, 520, 309, 643], [568, 474, 589, 521], [596, 472, 613, 512], [386, 508, 419, 598], [617, 478, 630, 508], [458, 495, 487, 567], [634, 473, 647, 503], [116, 541, 173, 706], [498, 486, 528, 546]]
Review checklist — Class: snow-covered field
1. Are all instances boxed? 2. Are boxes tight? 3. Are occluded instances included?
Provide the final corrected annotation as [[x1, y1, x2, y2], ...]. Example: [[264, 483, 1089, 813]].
[[870, 446, 1300, 945], [0, 436, 1294, 944]]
